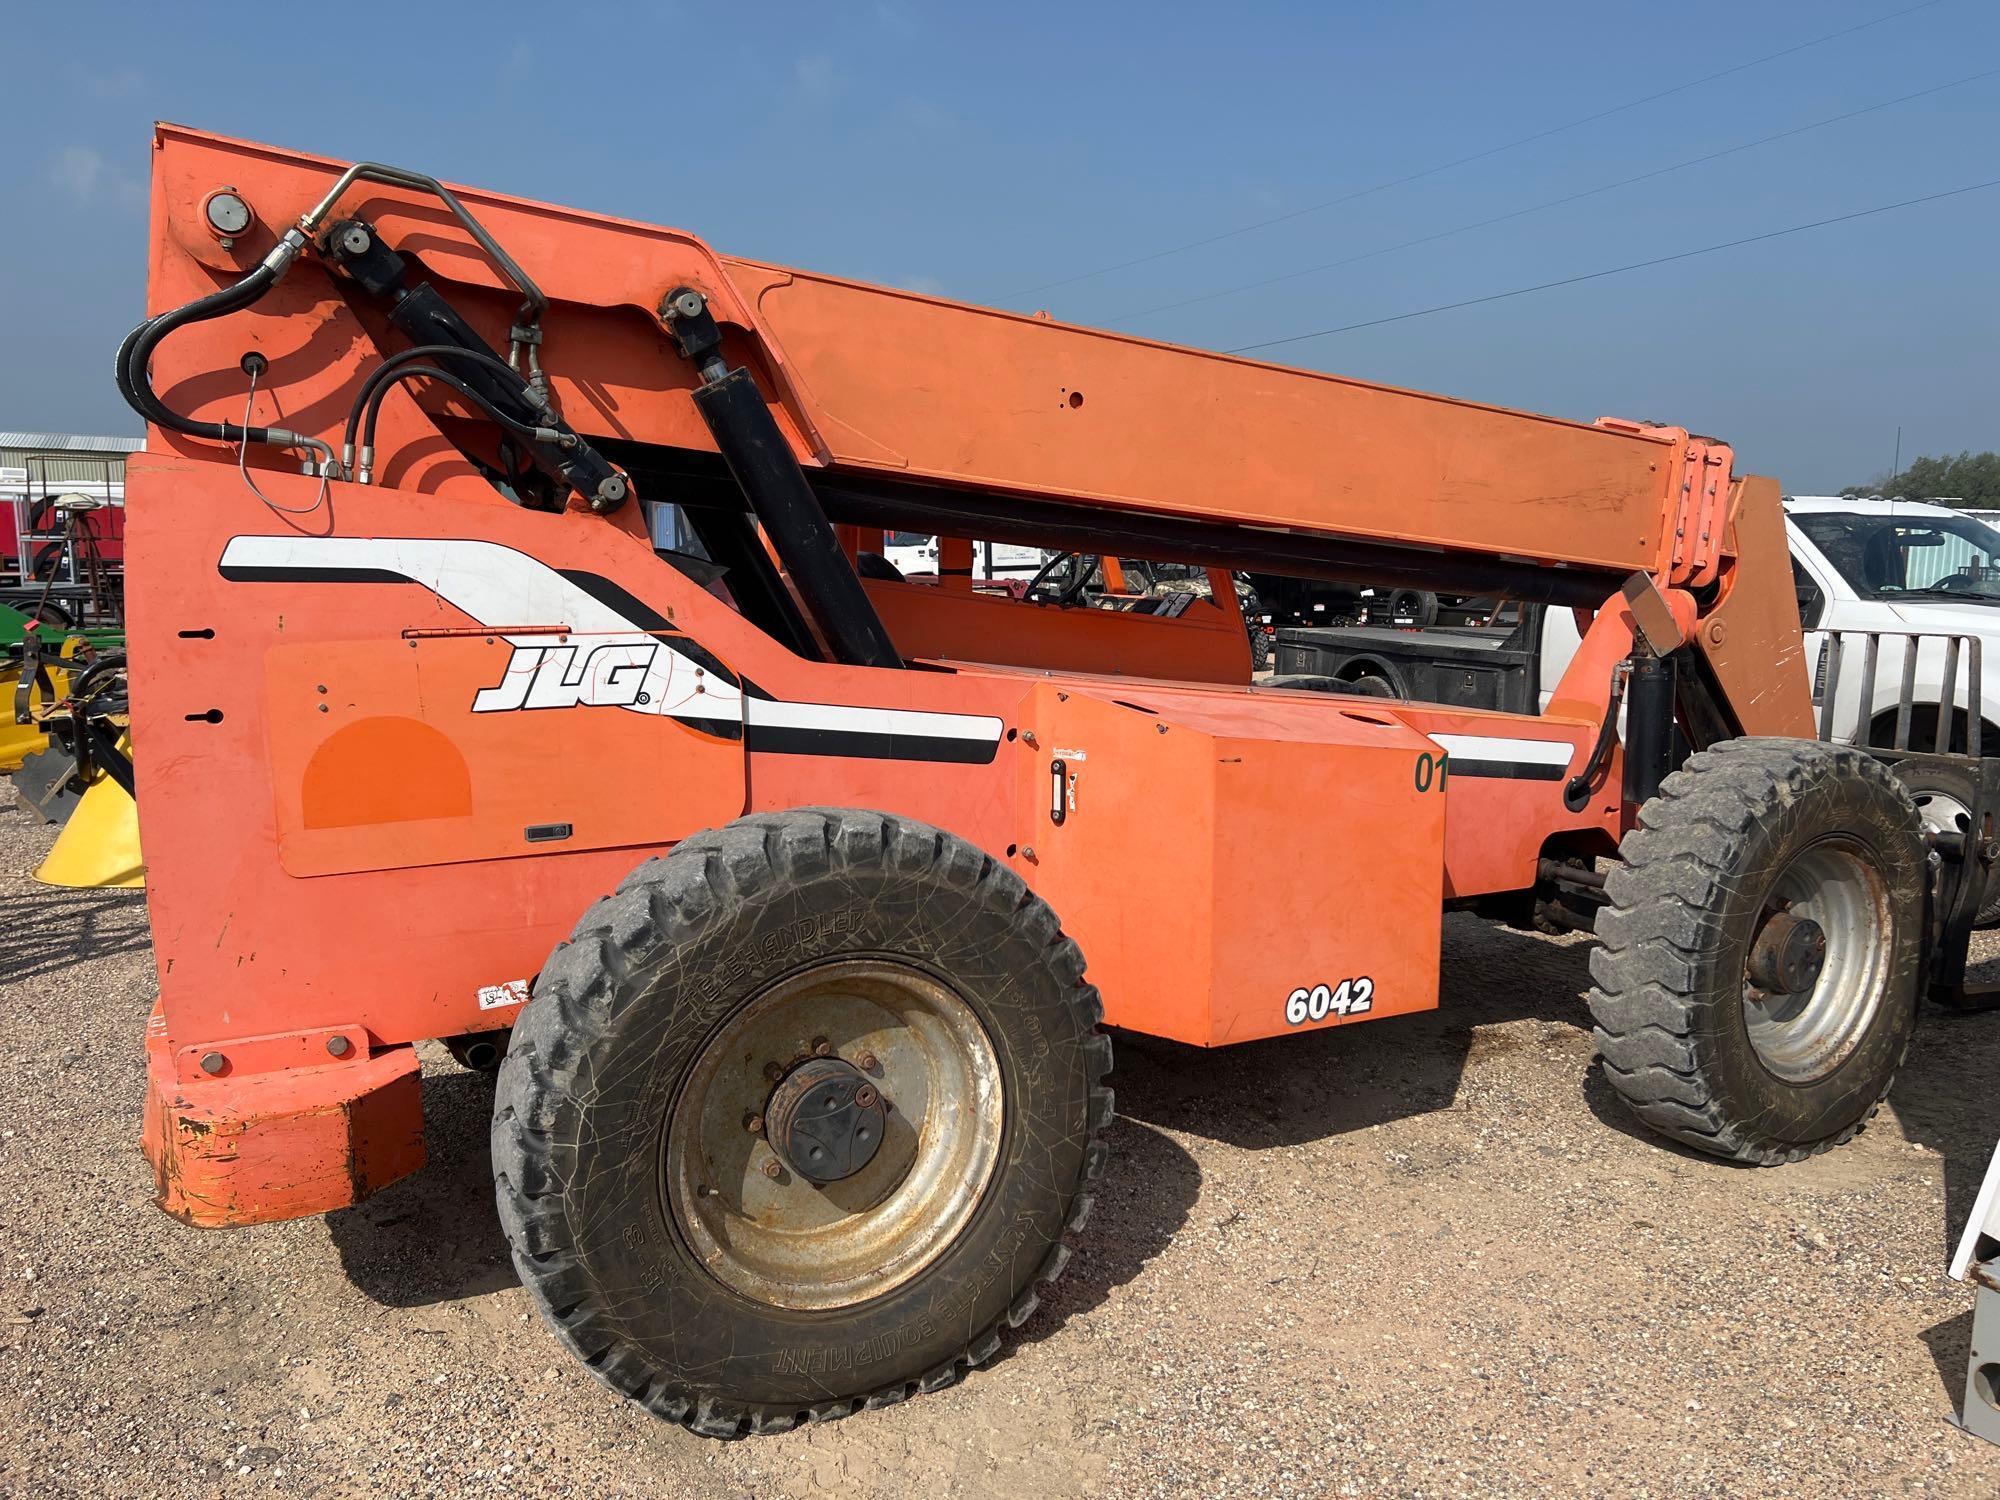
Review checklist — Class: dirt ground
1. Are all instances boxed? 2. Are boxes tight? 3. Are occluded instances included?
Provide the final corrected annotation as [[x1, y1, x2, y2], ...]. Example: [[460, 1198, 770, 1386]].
[[3, 803, 1998, 1499]]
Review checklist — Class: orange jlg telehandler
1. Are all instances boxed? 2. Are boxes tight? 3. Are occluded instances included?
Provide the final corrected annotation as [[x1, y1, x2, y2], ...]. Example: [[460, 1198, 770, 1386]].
[[119, 126, 1997, 1435]]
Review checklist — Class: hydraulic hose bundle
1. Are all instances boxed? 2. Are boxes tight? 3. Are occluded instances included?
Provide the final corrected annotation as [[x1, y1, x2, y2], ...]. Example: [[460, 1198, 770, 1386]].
[[114, 229, 333, 474], [115, 163, 628, 513]]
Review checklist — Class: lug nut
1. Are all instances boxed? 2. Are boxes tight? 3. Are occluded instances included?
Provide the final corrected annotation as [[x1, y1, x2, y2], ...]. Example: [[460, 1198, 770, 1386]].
[[811, 1037, 832, 1057], [854, 1084, 879, 1109], [743, 1111, 764, 1134], [855, 1050, 880, 1072], [764, 1061, 785, 1083], [760, 1158, 783, 1180]]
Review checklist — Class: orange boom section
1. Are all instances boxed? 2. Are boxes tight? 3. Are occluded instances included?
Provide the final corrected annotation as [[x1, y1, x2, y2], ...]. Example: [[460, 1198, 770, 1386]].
[[149, 125, 1744, 588]]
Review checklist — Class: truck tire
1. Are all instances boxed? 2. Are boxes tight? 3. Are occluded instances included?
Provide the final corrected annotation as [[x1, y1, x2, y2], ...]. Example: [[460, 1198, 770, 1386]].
[[1246, 619, 1272, 672], [1893, 760, 2000, 927], [1384, 588, 1438, 626], [492, 809, 1111, 1436], [1588, 739, 1924, 1165], [1344, 673, 1398, 699]]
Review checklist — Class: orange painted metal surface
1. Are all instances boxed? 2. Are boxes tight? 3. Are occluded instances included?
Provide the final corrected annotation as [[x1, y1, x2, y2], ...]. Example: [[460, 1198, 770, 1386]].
[[124, 126, 1812, 1224], [1693, 476, 1815, 735], [262, 632, 745, 875], [143, 1003, 425, 1228], [1023, 684, 1447, 1044], [147, 125, 1717, 580], [862, 576, 1251, 683]]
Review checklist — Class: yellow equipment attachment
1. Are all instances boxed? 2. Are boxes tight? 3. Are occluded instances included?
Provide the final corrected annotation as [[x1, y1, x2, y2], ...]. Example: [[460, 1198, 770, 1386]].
[[1, 658, 69, 772], [32, 761, 144, 889]]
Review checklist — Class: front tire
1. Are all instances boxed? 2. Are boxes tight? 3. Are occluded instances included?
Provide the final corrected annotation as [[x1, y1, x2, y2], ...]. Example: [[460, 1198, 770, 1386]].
[[1588, 739, 1924, 1164], [492, 809, 1111, 1435]]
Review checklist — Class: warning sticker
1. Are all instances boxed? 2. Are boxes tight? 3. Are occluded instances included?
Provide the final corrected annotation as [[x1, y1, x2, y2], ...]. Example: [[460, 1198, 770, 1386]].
[[478, 979, 531, 1011]]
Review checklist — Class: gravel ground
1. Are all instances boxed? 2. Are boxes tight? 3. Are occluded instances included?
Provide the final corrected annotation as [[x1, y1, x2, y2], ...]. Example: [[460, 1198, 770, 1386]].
[[3, 802, 1999, 1498]]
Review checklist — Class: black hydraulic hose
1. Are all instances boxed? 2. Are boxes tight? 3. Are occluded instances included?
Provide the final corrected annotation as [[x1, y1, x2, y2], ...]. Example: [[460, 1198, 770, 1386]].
[[343, 344, 542, 454], [115, 261, 286, 443], [360, 365, 554, 453], [70, 652, 129, 705]]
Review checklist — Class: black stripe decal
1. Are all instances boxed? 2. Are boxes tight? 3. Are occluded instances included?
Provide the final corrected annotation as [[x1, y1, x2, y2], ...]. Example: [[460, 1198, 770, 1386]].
[[220, 563, 412, 585], [556, 566, 758, 696], [665, 715, 744, 740], [1449, 760, 1567, 781], [555, 568, 671, 634], [745, 724, 1000, 765]]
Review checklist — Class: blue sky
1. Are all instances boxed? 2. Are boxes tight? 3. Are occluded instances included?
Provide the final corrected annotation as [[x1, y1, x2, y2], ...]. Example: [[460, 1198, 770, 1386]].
[[3, 0, 1993, 492]]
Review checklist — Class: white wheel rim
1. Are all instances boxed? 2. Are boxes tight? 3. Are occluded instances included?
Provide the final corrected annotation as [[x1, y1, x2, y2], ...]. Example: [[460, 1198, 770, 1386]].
[[1741, 838, 1894, 1085]]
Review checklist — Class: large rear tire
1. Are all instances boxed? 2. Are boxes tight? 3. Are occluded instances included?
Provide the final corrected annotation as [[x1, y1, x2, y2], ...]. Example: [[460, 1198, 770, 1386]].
[[1588, 739, 1924, 1164], [492, 809, 1111, 1436]]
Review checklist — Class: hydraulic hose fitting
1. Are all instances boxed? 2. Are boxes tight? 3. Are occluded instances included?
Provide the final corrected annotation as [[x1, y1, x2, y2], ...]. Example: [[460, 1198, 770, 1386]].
[[590, 473, 630, 514], [263, 429, 338, 477], [260, 226, 310, 278]]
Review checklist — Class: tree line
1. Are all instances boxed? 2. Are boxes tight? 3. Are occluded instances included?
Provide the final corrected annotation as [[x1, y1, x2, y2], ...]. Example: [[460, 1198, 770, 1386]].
[[1841, 451, 2000, 508]]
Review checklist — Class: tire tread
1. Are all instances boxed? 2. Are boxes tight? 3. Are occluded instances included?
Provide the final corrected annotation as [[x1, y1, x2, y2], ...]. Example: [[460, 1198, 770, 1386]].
[[492, 808, 1112, 1435], [1585, 738, 1919, 1166]]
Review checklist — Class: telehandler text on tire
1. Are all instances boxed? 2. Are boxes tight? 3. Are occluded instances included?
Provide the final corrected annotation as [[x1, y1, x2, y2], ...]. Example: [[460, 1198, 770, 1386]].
[[1285, 977, 1375, 1025]]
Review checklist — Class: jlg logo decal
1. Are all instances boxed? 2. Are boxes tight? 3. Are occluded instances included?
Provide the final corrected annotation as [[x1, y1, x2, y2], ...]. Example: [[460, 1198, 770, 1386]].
[[472, 635, 699, 715], [1284, 977, 1374, 1025]]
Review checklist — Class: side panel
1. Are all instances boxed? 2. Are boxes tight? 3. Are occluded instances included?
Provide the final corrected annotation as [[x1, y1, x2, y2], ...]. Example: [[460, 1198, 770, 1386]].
[[125, 455, 1032, 1052], [261, 635, 746, 875], [1022, 688, 1447, 1046]]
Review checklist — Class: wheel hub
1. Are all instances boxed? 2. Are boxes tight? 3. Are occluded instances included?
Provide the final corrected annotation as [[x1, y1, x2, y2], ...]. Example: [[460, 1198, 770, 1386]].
[[763, 1056, 886, 1183], [663, 958, 1005, 1310], [1746, 909, 1828, 994]]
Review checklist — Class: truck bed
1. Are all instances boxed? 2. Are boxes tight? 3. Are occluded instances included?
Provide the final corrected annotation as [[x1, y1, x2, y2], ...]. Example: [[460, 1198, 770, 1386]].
[[1275, 618, 1538, 714]]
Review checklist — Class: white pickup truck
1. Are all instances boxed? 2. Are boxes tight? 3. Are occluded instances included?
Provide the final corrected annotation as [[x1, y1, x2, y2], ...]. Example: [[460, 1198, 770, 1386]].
[[1785, 497, 1997, 746]]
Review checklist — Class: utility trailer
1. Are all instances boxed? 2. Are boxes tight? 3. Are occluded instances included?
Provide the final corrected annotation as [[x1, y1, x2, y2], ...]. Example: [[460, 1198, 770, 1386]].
[[119, 126, 1998, 1436]]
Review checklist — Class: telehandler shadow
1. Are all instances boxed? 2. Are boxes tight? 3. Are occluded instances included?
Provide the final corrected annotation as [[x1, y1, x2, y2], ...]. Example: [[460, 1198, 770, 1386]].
[[326, 1064, 517, 1307], [1114, 914, 1599, 1150], [1010, 1113, 1200, 1353], [327, 1054, 1202, 1332]]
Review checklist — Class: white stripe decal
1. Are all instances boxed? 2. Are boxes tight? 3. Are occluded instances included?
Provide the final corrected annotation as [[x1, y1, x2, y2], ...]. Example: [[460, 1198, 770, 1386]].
[[221, 534, 635, 635], [218, 535, 1003, 750], [1428, 733, 1575, 768], [746, 697, 1000, 740]]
